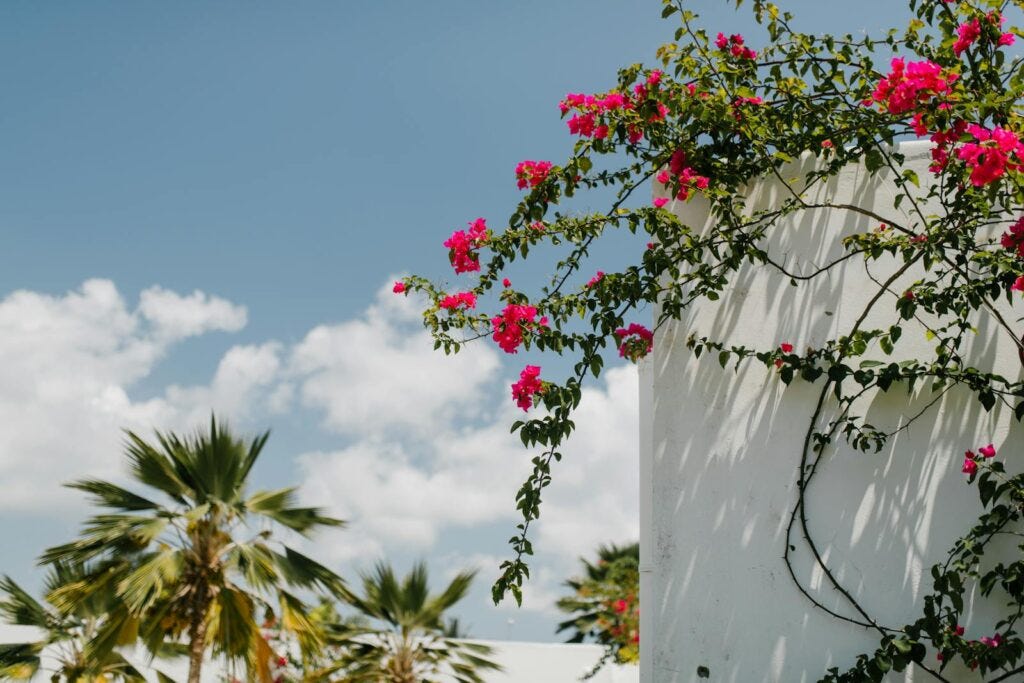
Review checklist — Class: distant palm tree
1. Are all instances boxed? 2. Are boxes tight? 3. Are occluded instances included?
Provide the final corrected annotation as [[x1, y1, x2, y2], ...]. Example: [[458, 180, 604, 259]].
[[338, 562, 501, 683], [0, 561, 156, 681], [40, 417, 346, 683]]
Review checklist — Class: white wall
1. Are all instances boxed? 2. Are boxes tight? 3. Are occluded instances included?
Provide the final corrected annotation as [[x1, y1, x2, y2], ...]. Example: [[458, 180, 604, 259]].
[[642, 141, 1023, 682]]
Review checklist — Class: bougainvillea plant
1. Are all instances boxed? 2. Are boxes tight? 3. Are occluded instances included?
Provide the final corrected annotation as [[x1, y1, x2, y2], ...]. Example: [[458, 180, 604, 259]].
[[400, 0, 1024, 679], [556, 543, 640, 678]]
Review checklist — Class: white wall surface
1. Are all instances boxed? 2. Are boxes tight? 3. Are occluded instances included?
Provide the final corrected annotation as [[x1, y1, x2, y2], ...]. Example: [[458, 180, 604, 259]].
[[642, 141, 1023, 682], [0, 625, 638, 683]]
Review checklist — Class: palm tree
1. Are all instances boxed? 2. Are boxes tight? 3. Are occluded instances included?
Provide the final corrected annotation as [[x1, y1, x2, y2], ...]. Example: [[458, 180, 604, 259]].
[[0, 561, 154, 681], [337, 562, 501, 683], [40, 417, 346, 683]]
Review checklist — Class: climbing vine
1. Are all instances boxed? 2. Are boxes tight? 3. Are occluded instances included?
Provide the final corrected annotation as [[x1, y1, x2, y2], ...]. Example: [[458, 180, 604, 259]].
[[401, 0, 1024, 678]]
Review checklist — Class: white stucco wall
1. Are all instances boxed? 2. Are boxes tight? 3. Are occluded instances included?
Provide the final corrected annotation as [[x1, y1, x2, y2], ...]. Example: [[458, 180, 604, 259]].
[[641, 141, 1023, 682]]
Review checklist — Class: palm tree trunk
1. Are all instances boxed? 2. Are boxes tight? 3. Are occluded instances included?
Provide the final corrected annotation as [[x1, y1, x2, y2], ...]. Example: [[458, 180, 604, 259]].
[[187, 594, 210, 683]]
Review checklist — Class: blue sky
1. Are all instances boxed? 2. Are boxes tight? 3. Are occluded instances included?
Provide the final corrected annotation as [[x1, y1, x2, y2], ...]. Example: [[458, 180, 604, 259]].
[[0, 0, 913, 642]]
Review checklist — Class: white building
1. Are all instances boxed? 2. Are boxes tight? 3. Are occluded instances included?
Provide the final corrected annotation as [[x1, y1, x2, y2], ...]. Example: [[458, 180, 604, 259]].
[[640, 141, 1023, 681]]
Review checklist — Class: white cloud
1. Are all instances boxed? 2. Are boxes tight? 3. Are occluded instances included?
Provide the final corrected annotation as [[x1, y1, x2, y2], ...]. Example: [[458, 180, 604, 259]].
[[297, 362, 641, 606], [138, 286, 247, 341], [0, 279, 251, 511], [289, 280, 501, 438]]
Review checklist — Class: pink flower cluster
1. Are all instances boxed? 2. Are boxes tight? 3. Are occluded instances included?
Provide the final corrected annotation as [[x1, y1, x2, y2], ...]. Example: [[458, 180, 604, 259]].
[[715, 32, 756, 60], [953, 13, 1015, 57], [954, 18, 982, 56], [615, 323, 654, 361], [439, 291, 477, 311], [919, 119, 967, 173], [444, 218, 489, 274], [1001, 217, 1024, 258], [957, 124, 1024, 186], [586, 271, 605, 288], [962, 442, 996, 475], [515, 160, 553, 190], [869, 58, 958, 115], [511, 364, 543, 411], [492, 303, 546, 354], [655, 150, 710, 201], [393, 281, 406, 294], [561, 90, 632, 140]]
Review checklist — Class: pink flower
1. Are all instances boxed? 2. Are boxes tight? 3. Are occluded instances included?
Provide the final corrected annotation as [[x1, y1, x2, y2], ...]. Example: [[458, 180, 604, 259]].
[[775, 342, 794, 368], [1013, 276, 1024, 293], [444, 218, 489, 274], [821, 139, 833, 149], [870, 58, 957, 115], [439, 291, 477, 311], [530, 221, 546, 231], [503, 278, 512, 288], [615, 323, 654, 361], [511, 365, 544, 411], [392, 281, 406, 294], [962, 450, 978, 475], [515, 160, 553, 190], [957, 125, 1024, 187], [594, 124, 610, 140], [614, 599, 629, 613], [646, 70, 662, 86], [627, 125, 643, 145], [953, 18, 981, 56], [567, 112, 597, 137], [653, 197, 669, 208], [999, 32, 1016, 47], [586, 271, 605, 288], [492, 303, 540, 354], [715, 32, 729, 49], [956, 625, 966, 636], [979, 443, 996, 458], [661, 150, 710, 200], [1001, 217, 1024, 258], [980, 634, 1003, 648]]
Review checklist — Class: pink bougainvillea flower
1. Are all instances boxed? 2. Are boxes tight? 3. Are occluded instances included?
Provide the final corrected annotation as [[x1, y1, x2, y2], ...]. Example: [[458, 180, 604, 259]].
[[646, 69, 662, 86], [502, 278, 512, 288], [515, 160, 553, 190], [775, 342, 794, 368], [1001, 217, 1024, 257], [956, 625, 966, 636], [980, 634, 1003, 648], [953, 18, 981, 56], [594, 124, 610, 140], [511, 365, 544, 411], [715, 32, 729, 49], [1013, 276, 1024, 293], [615, 323, 654, 361], [392, 281, 406, 294], [870, 58, 957, 115], [999, 32, 1016, 47], [962, 450, 978, 475], [439, 291, 477, 311], [614, 599, 629, 613], [586, 271, 605, 288], [956, 124, 1024, 187], [444, 218, 489, 274], [653, 197, 669, 208], [492, 303, 540, 354], [979, 443, 996, 458], [821, 139, 833, 149]]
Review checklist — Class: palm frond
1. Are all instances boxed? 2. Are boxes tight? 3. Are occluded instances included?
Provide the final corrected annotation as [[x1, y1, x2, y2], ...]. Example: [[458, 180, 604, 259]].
[[66, 479, 160, 512], [0, 642, 42, 680], [0, 576, 49, 628]]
